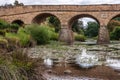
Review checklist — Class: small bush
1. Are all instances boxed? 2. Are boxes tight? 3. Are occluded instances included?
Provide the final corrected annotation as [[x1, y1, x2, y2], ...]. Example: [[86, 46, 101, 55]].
[[17, 28, 31, 47], [5, 28, 31, 47], [0, 19, 9, 29], [47, 27, 59, 41], [10, 23, 20, 30], [50, 32, 59, 41], [6, 24, 20, 33], [5, 32, 19, 39], [26, 24, 51, 45], [0, 19, 20, 33], [74, 33, 86, 42]]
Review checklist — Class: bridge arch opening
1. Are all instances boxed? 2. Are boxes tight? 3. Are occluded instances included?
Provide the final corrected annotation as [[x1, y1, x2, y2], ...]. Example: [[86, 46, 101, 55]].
[[68, 14, 100, 42], [68, 14, 100, 28], [32, 13, 61, 32], [107, 15, 120, 40], [12, 20, 24, 26]]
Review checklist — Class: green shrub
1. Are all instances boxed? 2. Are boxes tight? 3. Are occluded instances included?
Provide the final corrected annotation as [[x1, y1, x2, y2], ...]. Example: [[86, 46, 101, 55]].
[[5, 28, 31, 47], [0, 19, 20, 33], [74, 33, 86, 42], [6, 24, 20, 33], [0, 19, 9, 29], [50, 32, 59, 41], [110, 27, 120, 40], [46, 26, 59, 41], [5, 32, 18, 39], [17, 28, 31, 47], [10, 23, 20, 30], [26, 24, 51, 45], [25, 24, 59, 44]]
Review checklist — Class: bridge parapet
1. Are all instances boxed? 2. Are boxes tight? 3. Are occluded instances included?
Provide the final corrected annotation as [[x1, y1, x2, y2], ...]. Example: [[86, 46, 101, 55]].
[[0, 4, 120, 17]]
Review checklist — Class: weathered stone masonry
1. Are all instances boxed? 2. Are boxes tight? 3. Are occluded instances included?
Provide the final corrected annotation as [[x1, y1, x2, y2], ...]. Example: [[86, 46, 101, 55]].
[[0, 4, 120, 44]]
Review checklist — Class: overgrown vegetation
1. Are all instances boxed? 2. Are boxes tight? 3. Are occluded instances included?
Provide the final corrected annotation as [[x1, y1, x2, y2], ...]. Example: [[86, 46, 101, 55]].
[[5, 28, 31, 47], [47, 16, 61, 32], [0, 50, 42, 80], [74, 33, 86, 42], [0, 20, 45, 80], [107, 20, 120, 32], [25, 24, 58, 45], [72, 20, 84, 34], [72, 19, 99, 40], [108, 17, 120, 40], [0, 20, 33, 52], [110, 26, 120, 40], [85, 22, 99, 38], [0, 19, 20, 33]]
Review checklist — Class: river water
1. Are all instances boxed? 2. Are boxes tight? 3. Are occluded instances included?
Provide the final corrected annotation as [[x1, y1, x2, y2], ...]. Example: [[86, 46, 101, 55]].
[[28, 40, 120, 80]]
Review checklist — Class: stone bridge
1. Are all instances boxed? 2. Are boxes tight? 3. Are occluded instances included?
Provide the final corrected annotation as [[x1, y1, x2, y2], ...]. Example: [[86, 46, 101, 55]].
[[0, 4, 120, 44]]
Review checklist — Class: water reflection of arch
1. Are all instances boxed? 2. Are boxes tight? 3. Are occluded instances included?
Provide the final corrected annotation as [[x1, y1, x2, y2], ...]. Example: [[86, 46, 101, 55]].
[[68, 14, 100, 28], [12, 20, 24, 26], [32, 13, 61, 26]]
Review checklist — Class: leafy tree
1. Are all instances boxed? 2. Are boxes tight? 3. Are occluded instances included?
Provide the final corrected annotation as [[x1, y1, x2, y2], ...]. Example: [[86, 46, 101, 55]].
[[14, 0, 19, 5], [14, 0, 24, 6], [85, 22, 99, 38], [72, 20, 84, 35], [47, 16, 61, 32]]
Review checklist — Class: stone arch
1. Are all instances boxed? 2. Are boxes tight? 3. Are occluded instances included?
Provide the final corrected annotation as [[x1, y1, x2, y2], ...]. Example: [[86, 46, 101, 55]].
[[109, 14, 120, 21], [68, 14, 100, 28], [12, 20, 24, 26], [65, 14, 101, 44], [32, 13, 61, 25], [107, 14, 120, 26], [32, 13, 61, 33], [107, 14, 120, 40]]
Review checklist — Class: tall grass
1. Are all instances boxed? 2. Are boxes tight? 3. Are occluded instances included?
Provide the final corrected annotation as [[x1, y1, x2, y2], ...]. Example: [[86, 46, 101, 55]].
[[0, 49, 41, 80]]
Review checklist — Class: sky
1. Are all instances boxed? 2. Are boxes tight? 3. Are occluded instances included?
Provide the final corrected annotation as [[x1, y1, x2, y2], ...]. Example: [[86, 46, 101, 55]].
[[79, 18, 96, 27], [0, 0, 120, 5]]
